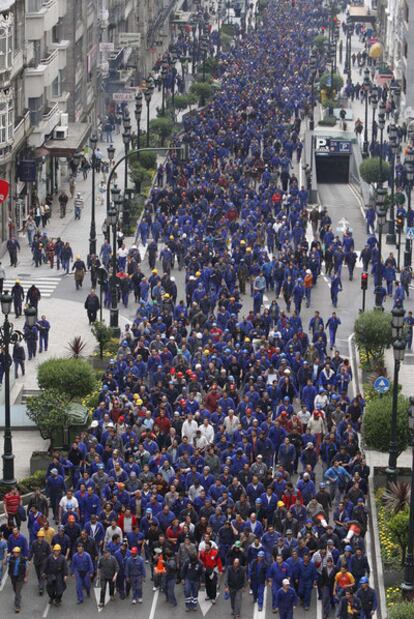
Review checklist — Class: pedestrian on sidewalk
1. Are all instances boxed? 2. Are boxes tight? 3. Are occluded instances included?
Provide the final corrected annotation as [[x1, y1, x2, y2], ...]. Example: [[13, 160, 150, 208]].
[[26, 283, 41, 309], [4, 487, 23, 527], [69, 176, 76, 199], [24, 320, 38, 361], [74, 192, 84, 220], [58, 190, 68, 218], [7, 237, 20, 267], [42, 544, 68, 607], [11, 280, 24, 317], [25, 216, 37, 246], [72, 255, 87, 290], [12, 340, 25, 378], [37, 315, 50, 352], [84, 290, 100, 324], [61, 242, 73, 274], [8, 546, 28, 614]]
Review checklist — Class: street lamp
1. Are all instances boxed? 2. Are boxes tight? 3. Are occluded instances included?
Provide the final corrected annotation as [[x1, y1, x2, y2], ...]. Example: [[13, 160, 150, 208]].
[[401, 396, 414, 596], [0, 301, 36, 484], [374, 186, 387, 309], [362, 67, 371, 158], [370, 86, 378, 151], [404, 147, 414, 267], [344, 15, 352, 78], [107, 186, 121, 335], [386, 306, 406, 482], [170, 51, 178, 111], [89, 133, 98, 257], [309, 49, 317, 131], [144, 79, 154, 147], [161, 61, 168, 115], [378, 100, 386, 182], [122, 128, 131, 194], [135, 91, 143, 150], [386, 122, 400, 245]]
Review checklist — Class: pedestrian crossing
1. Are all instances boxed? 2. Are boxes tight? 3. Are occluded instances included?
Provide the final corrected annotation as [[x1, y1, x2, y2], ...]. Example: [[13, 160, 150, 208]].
[[3, 276, 62, 299]]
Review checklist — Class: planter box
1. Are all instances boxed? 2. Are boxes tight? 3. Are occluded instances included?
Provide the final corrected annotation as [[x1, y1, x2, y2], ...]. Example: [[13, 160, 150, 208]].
[[89, 356, 108, 370]]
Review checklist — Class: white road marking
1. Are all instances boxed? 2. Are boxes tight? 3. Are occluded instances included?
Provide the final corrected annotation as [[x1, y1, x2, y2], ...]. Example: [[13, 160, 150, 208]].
[[198, 590, 220, 615], [253, 585, 267, 619], [316, 587, 322, 619], [148, 589, 160, 619], [348, 332, 357, 398], [42, 602, 51, 618], [0, 567, 8, 591], [94, 582, 110, 612]]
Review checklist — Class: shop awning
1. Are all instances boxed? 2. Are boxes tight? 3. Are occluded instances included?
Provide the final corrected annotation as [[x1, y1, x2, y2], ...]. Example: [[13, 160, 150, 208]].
[[43, 122, 91, 158]]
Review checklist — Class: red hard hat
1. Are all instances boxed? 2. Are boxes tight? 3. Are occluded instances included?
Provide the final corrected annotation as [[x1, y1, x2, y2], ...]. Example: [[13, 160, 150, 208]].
[[131, 547, 138, 554]]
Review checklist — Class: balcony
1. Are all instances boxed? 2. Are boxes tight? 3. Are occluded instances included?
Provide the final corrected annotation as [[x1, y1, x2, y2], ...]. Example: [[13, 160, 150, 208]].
[[24, 49, 60, 99], [26, 0, 60, 39], [50, 39, 70, 70], [13, 110, 31, 146], [28, 102, 60, 147]]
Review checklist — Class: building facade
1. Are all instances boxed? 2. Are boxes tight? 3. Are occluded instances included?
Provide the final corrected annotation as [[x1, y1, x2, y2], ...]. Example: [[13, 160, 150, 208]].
[[377, 0, 414, 119]]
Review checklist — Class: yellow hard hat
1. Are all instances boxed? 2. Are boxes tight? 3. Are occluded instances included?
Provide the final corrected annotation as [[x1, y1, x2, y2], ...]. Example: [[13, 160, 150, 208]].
[[53, 544, 61, 551], [246, 247, 252, 253], [203, 349, 210, 355], [16, 279, 20, 284], [76, 255, 81, 260], [244, 337, 250, 342], [163, 293, 170, 299], [152, 269, 158, 274], [12, 547, 21, 553], [136, 399, 143, 405], [195, 271, 201, 277], [277, 501, 285, 508], [37, 530, 45, 537], [169, 235, 174, 240], [240, 240, 246, 245]]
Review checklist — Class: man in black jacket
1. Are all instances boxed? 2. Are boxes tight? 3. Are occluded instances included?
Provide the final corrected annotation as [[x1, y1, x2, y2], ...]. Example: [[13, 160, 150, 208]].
[[225, 557, 246, 619], [84, 289, 100, 324], [8, 546, 28, 613], [42, 544, 68, 606], [336, 590, 361, 619], [29, 530, 51, 595]]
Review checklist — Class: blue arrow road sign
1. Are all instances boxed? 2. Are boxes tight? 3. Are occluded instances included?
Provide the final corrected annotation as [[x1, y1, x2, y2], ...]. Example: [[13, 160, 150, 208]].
[[373, 376, 390, 394]]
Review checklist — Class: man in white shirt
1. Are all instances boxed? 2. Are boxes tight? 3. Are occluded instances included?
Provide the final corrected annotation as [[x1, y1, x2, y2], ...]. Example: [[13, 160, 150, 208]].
[[181, 413, 198, 443], [224, 410, 240, 435], [199, 418, 215, 444], [104, 519, 123, 548]]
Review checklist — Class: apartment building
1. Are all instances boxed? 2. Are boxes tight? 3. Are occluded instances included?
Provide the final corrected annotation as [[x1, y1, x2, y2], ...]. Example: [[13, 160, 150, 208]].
[[377, 0, 414, 119]]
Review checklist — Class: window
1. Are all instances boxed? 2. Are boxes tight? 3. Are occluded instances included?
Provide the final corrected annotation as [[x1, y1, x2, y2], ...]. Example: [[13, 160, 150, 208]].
[[0, 12, 14, 71], [27, 0, 43, 12], [0, 88, 14, 145]]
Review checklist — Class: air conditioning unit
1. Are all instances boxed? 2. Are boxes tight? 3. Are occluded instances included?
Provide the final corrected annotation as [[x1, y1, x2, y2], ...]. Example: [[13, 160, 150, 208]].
[[54, 126, 68, 140]]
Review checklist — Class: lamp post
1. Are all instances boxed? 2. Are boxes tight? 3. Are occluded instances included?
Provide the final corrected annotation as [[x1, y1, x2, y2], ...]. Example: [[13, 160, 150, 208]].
[[0, 300, 36, 485], [144, 79, 154, 147], [309, 49, 317, 131], [89, 133, 98, 257], [362, 67, 371, 158], [201, 34, 209, 82], [386, 122, 399, 244], [107, 185, 122, 336], [401, 396, 414, 597], [386, 306, 406, 482], [135, 90, 143, 151], [370, 85, 378, 152], [344, 15, 352, 79], [170, 51, 177, 111], [378, 99, 386, 181], [404, 147, 414, 268], [374, 186, 387, 309], [161, 61, 168, 115]]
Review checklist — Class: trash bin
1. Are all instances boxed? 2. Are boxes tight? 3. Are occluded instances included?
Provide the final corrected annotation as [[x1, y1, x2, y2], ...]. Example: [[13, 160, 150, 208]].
[[50, 403, 89, 450]]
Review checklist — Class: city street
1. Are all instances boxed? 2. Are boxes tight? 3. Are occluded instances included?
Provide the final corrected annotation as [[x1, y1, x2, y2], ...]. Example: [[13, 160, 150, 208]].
[[1, 0, 414, 617]]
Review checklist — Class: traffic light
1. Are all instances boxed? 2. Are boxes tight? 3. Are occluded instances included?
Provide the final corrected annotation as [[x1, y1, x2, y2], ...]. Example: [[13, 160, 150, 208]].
[[360, 272, 368, 290]]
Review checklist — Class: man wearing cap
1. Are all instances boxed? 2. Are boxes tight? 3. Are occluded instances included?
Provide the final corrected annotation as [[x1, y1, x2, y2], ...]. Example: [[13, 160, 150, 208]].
[[356, 576, 377, 618], [42, 544, 69, 606], [8, 546, 28, 613], [275, 578, 298, 619], [125, 546, 146, 604], [249, 550, 267, 611], [71, 542, 94, 603], [29, 530, 51, 595]]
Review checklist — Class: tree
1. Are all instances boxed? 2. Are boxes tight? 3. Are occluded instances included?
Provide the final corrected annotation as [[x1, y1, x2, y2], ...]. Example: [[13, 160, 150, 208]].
[[149, 117, 174, 146], [91, 321, 112, 359], [37, 358, 97, 400], [26, 389, 70, 441], [313, 34, 328, 51], [129, 162, 152, 191], [359, 157, 390, 185], [388, 508, 409, 566], [190, 81, 213, 106], [66, 336, 87, 358], [362, 392, 409, 454], [130, 150, 157, 170], [173, 94, 192, 112], [389, 602, 414, 619], [354, 310, 393, 368], [319, 71, 344, 92]]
